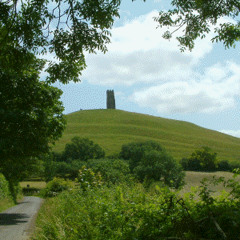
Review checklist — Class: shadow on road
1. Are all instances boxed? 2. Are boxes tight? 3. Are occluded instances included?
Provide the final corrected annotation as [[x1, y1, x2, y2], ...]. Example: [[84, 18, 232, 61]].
[[0, 213, 29, 225]]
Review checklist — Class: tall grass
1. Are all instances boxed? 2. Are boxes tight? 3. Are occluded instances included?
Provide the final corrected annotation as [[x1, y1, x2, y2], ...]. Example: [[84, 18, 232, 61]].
[[33, 174, 240, 240], [33, 185, 176, 240], [0, 198, 15, 212]]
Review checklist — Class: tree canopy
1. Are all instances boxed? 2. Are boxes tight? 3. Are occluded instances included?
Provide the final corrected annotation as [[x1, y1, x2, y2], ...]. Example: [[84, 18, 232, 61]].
[[119, 140, 164, 171], [155, 0, 240, 51], [180, 147, 218, 171], [63, 137, 105, 162], [0, 0, 121, 83], [0, 47, 65, 201], [0, 0, 120, 200], [120, 141, 184, 188]]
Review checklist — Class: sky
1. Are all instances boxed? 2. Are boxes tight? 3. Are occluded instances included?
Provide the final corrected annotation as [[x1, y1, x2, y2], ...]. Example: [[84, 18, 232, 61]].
[[53, 0, 240, 138]]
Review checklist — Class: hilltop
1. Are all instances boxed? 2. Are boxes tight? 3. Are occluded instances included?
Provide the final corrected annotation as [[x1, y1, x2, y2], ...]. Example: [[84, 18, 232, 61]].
[[52, 109, 240, 162]]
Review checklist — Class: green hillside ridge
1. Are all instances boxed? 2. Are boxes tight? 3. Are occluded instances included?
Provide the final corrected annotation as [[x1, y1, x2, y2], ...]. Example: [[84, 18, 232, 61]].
[[52, 109, 240, 162]]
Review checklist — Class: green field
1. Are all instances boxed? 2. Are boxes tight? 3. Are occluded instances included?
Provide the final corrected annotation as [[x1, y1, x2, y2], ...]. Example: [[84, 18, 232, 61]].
[[20, 181, 46, 189], [52, 109, 240, 162], [19, 171, 238, 195]]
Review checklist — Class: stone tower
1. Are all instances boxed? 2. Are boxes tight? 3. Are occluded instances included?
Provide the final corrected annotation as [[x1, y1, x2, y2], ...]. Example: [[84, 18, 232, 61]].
[[106, 90, 116, 109]]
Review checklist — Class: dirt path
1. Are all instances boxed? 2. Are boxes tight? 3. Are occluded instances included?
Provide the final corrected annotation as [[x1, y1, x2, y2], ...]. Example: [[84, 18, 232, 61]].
[[0, 196, 43, 240]]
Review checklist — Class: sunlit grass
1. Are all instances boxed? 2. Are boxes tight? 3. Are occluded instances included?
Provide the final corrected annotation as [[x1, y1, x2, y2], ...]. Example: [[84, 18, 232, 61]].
[[179, 171, 240, 196], [0, 198, 15, 212], [20, 181, 46, 189], [52, 109, 240, 162]]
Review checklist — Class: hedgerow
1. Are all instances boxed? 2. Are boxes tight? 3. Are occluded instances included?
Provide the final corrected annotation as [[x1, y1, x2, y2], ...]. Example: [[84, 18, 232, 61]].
[[0, 173, 15, 212], [33, 170, 240, 240], [0, 173, 10, 199]]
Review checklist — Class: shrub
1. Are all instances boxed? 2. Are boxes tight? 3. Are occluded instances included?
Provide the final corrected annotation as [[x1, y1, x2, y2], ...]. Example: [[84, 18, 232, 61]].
[[43, 154, 57, 182], [41, 178, 73, 197], [63, 137, 105, 162], [87, 158, 132, 185], [75, 166, 103, 191], [0, 173, 11, 199], [134, 150, 185, 189], [54, 161, 85, 179], [181, 147, 218, 171], [0, 174, 14, 211], [119, 141, 184, 188], [217, 160, 231, 171], [119, 140, 164, 171], [34, 174, 240, 240], [0, 173, 20, 210], [229, 161, 240, 171]]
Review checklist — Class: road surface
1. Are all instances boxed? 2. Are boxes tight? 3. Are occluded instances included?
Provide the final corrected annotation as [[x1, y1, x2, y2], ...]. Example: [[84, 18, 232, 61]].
[[0, 197, 43, 240]]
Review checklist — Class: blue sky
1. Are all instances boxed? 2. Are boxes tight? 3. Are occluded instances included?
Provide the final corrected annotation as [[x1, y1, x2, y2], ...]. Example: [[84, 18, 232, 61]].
[[54, 0, 240, 138]]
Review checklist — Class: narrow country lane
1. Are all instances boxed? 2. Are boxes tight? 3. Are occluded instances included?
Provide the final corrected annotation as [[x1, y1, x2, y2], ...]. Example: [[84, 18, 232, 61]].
[[0, 197, 43, 240]]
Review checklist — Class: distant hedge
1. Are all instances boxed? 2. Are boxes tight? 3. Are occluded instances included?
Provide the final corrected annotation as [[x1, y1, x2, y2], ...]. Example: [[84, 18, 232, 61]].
[[181, 147, 240, 172]]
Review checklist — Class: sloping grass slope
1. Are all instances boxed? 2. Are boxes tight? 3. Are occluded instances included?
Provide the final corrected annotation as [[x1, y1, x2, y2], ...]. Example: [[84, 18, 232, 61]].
[[53, 109, 240, 162]]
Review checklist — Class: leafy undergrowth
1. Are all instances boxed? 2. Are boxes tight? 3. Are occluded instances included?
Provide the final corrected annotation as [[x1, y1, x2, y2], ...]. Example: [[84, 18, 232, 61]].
[[33, 173, 240, 240], [0, 173, 15, 212]]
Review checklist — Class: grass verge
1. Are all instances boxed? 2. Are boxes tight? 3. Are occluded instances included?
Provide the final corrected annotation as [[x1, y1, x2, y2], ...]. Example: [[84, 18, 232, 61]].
[[0, 198, 15, 212]]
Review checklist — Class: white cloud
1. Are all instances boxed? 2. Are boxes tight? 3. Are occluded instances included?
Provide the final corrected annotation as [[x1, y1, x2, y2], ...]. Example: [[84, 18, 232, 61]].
[[82, 11, 213, 86], [131, 62, 240, 114], [81, 10, 240, 115], [220, 130, 240, 138], [84, 49, 195, 86]]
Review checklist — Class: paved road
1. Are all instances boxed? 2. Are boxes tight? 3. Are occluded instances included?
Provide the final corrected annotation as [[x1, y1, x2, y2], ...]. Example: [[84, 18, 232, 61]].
[[0, 197, 43, 240]]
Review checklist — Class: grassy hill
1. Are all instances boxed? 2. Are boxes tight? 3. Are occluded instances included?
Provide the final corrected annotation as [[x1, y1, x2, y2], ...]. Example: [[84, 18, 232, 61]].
[[52, 109, 240, 162]]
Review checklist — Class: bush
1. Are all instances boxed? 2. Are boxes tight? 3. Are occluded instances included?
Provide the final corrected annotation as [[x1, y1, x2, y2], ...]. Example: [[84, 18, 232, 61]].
[[0, 173, 11, 199], [43, 152, 87, 181], [181, 147, 218, 171], [34, 174, 240, 240], [43, 154, 57, 182], [119, 140, 164, 171], [119, 141, 184, 188], [229, 161, 240, 171], [41, 178, 73, 197], [87, 158, 132, 185], [134, 150, 185, 189], [217, 160, 231, 171], [75, 166, 103, 191], [54, 161, 85, 179], [63, 137, 105, 162], [0, 174, 20, 210], [0, 174, 14, 211]]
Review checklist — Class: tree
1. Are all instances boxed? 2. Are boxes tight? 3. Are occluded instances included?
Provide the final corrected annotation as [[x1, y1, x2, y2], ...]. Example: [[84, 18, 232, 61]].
[[155, 0, 240, 51], [134, 150, 184, 189], [217, 160, 231, 171], [120, 141, 184, 188], [63, 137, 105, 162], [87, 158, 131, 184], [0, 0, 120, 201], [0, 49, 65, 201], [119, 140, 164, 171], [0, 0, 121, 83], [181, 147, 217, 171]]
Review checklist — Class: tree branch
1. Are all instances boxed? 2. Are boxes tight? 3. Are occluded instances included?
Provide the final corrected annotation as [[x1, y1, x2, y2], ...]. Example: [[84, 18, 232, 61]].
[[209, 212, 227, 239]]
